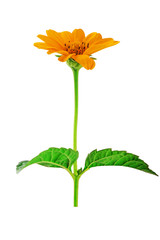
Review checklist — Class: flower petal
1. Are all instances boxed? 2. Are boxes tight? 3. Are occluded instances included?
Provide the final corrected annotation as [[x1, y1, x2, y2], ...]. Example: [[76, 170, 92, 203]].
[[84, 32, 102, 45], [47, 49, 57, 54], [34, 42, 56, 50], [72, 55, 95, 70], [37, 34, 63, 50], [60, 31, 72, 43], [72, 29, 85, 42], [58, 54, 75, 62], [92, 38, 115, 45], [84, 40, 120, 55], [57, 50, 69, 55], [47, 49, 68, 55], [46, 29, 65, 47]]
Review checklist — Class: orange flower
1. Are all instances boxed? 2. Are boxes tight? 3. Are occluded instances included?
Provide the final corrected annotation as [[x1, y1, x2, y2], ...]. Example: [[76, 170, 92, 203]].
[[34, 29, 119, 70]]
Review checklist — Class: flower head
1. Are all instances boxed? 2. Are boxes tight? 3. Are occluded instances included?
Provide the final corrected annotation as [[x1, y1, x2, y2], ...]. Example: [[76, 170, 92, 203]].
[[34, 29, 119, 70]]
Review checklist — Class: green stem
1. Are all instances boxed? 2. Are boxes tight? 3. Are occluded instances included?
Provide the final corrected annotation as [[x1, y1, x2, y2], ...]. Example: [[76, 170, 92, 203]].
[[73, 69, 79, 173], [74, 176, 79, 207], [72, 68, 79, 207]]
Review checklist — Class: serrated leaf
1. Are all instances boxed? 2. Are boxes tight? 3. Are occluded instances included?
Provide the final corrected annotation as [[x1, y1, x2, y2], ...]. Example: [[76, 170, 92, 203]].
[[16, 147, 79, 175], [83, 148, 158, 176]]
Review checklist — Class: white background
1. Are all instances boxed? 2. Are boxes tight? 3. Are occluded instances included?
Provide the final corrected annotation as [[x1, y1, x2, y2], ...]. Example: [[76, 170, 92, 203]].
[[0, 0, 160, 239]]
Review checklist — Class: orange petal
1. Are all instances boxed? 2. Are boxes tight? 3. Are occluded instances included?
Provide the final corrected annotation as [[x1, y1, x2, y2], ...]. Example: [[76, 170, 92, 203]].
[[46, 29, 65, 47], [47, 49, 57, 54], [58, 54, 75, 62], [92, 38, 115, 45], [57, 50, 69, 55], [84, 40, 120, 55], [47, 49, 68, 55], [72, 55, 95, 70], [37, 34, 62, 50], [72, 29, 85, 42], [34, 42, 56, 50], [60, 31, 72, 43], [84, 32, 102, 45]]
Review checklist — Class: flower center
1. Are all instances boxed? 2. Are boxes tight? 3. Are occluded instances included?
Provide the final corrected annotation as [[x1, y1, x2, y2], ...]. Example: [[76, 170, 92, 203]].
[[64, 41, 89, 55]]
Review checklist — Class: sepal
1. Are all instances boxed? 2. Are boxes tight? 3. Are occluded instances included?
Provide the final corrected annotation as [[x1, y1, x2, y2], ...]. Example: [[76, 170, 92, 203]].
[[66, 58, 82, 71]]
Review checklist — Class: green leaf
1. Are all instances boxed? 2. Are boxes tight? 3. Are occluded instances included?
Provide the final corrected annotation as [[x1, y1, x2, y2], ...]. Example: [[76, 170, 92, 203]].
[[83, 148, 158, 176], [16, 147, 79, 176], [16, 161, 29, 174], [77, 168, 82, 175]]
